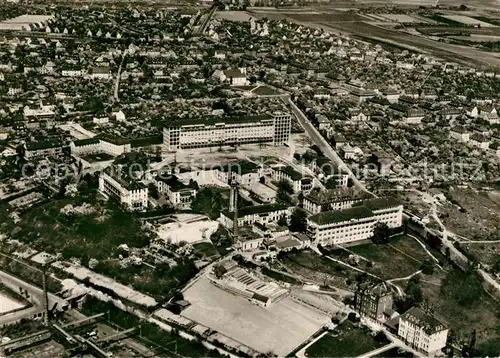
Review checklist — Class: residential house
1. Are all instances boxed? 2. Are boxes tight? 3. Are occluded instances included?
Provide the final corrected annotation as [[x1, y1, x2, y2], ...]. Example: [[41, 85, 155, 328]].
[[469, 133, 490, 150], [450, 126, 470, 143], [215, 160, 263, 185], [355, 282, 394, 322]]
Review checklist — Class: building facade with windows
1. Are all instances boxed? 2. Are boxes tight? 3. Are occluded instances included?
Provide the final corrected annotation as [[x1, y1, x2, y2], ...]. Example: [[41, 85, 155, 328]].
[[219, 204, 292, 230], [98, 166, 148, 211], [354, 282, 393, 322], [306, 197, 403, 246], [303, 188, 364, 214], [155, 175, 197, 209], [163, 113, 291, 152], [398, 307, 448, 355]]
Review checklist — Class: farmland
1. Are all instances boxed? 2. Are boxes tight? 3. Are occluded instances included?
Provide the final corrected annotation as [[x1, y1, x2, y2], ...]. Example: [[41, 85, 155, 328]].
[[251, 9, 500, 68]]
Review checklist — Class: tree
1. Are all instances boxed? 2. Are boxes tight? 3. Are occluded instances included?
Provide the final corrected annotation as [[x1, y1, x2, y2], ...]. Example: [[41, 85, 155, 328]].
[[277, 214, 287, 227], [371, 222, 391, 244], [289, 208, 307, 233], [325, 177, 338, 190], [148, 183, 159, 199], [276, 180, 293, 203], [191, 188, 224, 219], [406, 274, 423, 305], [420, 260, 435, 275], [213, 264, 227, 279]]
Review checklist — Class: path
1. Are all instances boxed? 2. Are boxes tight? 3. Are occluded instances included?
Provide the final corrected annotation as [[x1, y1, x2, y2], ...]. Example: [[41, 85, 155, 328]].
[[356, 342, 397, 358], [387, 270, 422, 283], [114, 49, 127, 102], [430, 196, 500, 295]]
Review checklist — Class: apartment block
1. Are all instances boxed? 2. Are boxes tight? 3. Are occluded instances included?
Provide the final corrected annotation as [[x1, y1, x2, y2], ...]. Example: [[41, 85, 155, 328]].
[[306, 197, 403, 246], [163, 113, 291, 152]]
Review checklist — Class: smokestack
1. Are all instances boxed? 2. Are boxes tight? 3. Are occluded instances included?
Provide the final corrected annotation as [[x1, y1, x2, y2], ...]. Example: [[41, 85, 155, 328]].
[[233, 185, 238, 237], [229, 179, 239, 237], [42, 265, 49, 326]]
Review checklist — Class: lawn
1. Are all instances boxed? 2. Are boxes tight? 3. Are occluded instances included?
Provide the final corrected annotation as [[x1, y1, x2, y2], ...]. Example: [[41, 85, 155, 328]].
[[305, 322, 389, 357], [261, 267, 302, 285], [192, 242, 220, 260], [345, 235, 432, 280], [278, 249, 363, 289]]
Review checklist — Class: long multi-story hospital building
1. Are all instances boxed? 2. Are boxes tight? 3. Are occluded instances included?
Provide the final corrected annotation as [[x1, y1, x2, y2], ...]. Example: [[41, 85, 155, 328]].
[[306, 197, 403, 246], [163, 112, 291, 152]]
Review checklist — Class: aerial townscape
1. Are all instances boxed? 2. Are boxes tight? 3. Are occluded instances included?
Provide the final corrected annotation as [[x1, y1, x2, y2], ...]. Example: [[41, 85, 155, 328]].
[[0, 0, 500, 357]]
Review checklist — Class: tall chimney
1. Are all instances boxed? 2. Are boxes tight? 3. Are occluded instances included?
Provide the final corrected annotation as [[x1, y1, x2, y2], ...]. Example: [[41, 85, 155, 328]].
[[42, 265, 50, 326], [229, 179, 239, 236]]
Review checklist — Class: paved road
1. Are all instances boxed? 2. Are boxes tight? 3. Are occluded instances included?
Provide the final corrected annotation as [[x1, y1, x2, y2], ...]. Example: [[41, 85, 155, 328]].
[[198, 5, 216, 34], [286, 98, 374, 197], [0, 269, 66, 326]]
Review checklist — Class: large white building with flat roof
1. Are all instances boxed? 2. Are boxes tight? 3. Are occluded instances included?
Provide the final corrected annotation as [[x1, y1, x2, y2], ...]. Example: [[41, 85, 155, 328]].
[[306, 197, 403, 246], [163, 112, 291, 152]]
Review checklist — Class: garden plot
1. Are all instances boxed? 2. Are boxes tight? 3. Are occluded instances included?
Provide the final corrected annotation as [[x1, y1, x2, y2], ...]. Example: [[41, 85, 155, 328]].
[[0, 291, 25, 314], [378, 14, 425, 23], [181, 276, 330, 356], [442, 14, 496, 27]]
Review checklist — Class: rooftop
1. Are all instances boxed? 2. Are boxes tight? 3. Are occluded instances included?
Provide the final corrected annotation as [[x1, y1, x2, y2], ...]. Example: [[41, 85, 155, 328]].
[[308, 205, 374, 226], [222, 203, 289, 219], [400, 307, 447, 335], [166, 114, 273, 128]]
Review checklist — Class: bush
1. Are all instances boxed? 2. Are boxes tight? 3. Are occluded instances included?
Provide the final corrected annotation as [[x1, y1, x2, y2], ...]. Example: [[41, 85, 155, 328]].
[[347, 312, 359, 322]]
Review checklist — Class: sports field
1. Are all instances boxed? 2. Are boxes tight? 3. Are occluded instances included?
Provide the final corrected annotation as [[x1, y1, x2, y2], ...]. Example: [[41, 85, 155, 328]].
[[181, 276, 330, 356]]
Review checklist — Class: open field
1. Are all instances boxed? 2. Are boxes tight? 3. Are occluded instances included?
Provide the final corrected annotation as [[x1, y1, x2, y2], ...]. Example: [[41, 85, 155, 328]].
[[345, 234, 434, 280], [156, 220, 219, 245], [442, 14, 496, 27], [0, 291, 24, 314], [276, 249, 362, 290], [305, 321, 390, 357], [181, 276, 330, 356]]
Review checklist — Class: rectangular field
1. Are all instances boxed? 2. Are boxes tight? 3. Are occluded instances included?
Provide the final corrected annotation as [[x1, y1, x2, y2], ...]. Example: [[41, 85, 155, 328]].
[[305, 321, 389, 357], [442, 14, 496, 27], [377, 14, 424, 23], [181, 276, 330, 356]]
